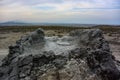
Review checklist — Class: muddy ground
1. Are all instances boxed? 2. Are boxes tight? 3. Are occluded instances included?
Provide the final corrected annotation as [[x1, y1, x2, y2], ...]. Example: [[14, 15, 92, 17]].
[[0, 29, 120, 62]]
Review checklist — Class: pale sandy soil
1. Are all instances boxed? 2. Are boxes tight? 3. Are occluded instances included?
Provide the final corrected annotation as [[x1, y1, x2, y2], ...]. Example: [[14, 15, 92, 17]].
[[0, 31, 120, 62], [0, 49, 8, 64], [0, 32, 26, 63], [104, 34, 120, 61], [110, 44, 120, 60], [0, 32, 28, 49]]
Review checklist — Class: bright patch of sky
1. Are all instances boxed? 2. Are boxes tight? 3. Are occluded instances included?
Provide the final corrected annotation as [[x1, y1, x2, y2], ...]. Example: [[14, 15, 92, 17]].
[[0, 0, 120, 24]]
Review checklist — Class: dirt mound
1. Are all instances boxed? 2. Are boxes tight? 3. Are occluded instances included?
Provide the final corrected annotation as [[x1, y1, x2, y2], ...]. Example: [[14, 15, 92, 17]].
[[0, 28, 120, 80]]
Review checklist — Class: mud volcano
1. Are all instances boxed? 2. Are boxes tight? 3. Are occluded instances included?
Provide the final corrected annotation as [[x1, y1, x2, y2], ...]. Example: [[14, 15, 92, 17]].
[[0, 28, 120, 80]]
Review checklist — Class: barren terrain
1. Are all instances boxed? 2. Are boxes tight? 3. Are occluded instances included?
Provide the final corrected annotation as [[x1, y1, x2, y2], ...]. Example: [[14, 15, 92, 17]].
[[0, 26, 120, 62], [104, 34, 120, 60]]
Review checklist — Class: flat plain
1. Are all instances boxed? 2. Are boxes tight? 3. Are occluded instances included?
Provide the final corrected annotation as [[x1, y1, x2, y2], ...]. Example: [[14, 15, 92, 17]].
[[0, 26, 120, 62]]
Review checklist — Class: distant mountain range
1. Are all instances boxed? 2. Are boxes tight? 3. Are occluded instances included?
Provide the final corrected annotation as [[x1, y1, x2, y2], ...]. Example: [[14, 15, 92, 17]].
[[0, 21, 97, 27], [0, 21, 119, 27], [0, 21, 32, 26]]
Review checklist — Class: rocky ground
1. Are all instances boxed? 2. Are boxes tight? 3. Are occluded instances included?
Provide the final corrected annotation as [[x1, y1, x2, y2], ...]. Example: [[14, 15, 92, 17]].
[[104, 34, 120, 61], [0, 29, 120, 61], [0, 28, 120, 80]]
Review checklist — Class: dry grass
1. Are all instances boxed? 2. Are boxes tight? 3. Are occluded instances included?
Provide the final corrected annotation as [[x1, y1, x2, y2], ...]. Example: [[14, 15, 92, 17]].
[[0, 25, 120, 61], [0, 25, 120, 34], [0, 25, 120, 49]]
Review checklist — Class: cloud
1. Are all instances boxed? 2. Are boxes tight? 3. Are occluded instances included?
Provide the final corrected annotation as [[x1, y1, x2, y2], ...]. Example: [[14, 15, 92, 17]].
[[1, 0, 120, 10], [0, 0, 120, 24]]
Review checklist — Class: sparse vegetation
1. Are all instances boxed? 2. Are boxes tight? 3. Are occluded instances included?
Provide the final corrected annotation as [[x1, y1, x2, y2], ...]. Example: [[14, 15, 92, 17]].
[[0, 25, 120, 34], [0, 25, 120, 49], [0, 26, 88, 33]]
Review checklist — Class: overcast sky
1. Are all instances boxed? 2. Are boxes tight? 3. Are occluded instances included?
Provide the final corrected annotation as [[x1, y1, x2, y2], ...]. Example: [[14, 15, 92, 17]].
[[0, 0, 120, 24]]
